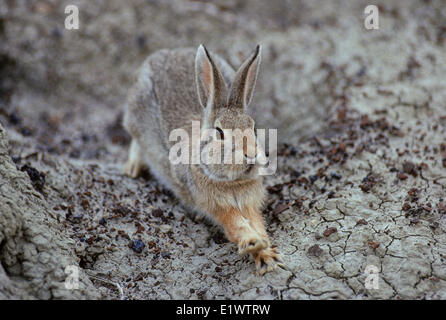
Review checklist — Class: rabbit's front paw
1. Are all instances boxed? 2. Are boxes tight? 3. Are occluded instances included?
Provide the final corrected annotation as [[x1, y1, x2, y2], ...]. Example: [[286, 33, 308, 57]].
[[123, 158, 143, 178], [253, 247, 285, 276], [238, 233, 269, 255]]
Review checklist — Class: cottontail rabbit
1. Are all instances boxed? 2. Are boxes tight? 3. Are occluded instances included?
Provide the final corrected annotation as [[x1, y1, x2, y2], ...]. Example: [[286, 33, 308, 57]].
[[123, 45, 284, 275]]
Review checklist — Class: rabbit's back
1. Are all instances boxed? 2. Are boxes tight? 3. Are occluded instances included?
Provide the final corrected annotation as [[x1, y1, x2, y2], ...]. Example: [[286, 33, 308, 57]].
[[124, 48, 201, 144], [148, 48, 203, 135]]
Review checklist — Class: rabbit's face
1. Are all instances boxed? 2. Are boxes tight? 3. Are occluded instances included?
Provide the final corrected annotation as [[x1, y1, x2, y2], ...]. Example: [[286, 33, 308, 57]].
[[199, 109, 265, 181], [195, 44, 264, 181]]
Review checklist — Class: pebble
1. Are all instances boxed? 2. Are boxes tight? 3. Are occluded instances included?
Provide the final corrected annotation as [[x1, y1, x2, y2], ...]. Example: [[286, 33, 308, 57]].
[[160, 224, 172, 233], [131, 239, 145, 253]]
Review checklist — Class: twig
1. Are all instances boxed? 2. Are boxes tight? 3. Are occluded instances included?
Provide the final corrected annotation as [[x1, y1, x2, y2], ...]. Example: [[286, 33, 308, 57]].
[[87, 273, 124, 300]]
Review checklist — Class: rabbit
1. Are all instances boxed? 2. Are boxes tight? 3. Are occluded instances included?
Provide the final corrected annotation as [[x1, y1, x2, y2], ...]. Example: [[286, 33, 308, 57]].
[[123, 44, 284, 275]]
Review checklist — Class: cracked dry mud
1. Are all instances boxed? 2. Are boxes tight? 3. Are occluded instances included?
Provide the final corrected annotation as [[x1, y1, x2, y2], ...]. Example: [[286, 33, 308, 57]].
[[1, 0, 446, 299]]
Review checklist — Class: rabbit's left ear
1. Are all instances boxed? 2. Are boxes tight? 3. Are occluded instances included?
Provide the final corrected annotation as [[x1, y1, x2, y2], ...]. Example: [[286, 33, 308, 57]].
[[195, 45, 227, 111], [227, 45, 261, 111]]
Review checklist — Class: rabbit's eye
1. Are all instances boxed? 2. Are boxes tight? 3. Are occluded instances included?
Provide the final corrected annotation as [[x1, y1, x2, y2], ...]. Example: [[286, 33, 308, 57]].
[[216, 127, 224, 140]]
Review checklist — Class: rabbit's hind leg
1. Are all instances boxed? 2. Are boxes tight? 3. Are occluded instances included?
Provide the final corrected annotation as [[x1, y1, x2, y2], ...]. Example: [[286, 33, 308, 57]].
[[124, 139, 144, 178]]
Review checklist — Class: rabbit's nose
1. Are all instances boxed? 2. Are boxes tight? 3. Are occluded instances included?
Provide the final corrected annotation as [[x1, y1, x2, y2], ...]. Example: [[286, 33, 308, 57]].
[[243, 143, 257, 159], [244, 153, 257, 164], [244, 152, 257, 158], [254, 148, 268, 166]]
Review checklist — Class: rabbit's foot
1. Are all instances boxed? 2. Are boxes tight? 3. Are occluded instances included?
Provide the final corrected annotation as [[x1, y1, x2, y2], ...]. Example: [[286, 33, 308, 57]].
[[124, 158, 143, 178], [238, 233, 269, 255], [124, 140, 143, 178], [252, 246, 285, 276]]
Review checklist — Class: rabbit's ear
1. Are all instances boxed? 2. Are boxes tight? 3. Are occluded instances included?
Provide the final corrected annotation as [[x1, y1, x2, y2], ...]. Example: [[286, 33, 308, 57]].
[[228, 45, 261, 111], [195, 45, 227, 111]]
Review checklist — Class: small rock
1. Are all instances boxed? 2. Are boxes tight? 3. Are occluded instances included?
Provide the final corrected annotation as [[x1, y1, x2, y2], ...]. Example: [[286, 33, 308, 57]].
[[152, 208, 164, 218], [360, 174, 377, 192], [131, 239, 145, 253], [408, 188, 419, 197], [159, 224, 172, 233], [113, 205, 133, 216], [397, 172, 408, 180], [308, 244, 323, 257], [327, 191, 335, 198], [368, 241, 380, 249], [331, 172, 342, 180], [402, 202, 411, 211], [66, 208, 83, 224], [402, 161, 417, 176], [323, 227, 337, 237]]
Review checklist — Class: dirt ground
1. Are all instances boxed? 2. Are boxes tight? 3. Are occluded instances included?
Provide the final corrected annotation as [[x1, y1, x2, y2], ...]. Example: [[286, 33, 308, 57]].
[[1, 0, 446, 299]]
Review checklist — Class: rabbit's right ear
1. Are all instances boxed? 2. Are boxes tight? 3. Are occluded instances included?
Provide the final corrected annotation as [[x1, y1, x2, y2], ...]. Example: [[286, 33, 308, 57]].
[[227, 45, 261, 111], [195, 45, 227, 112]]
